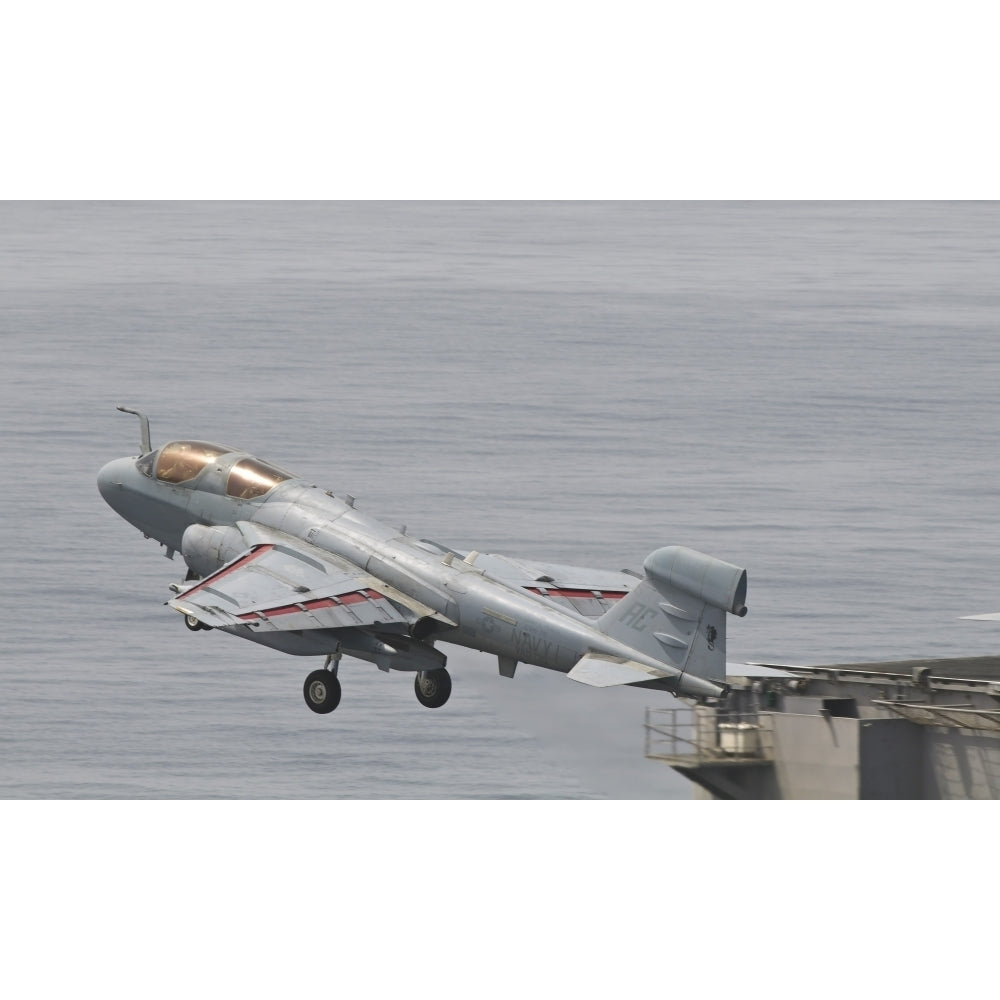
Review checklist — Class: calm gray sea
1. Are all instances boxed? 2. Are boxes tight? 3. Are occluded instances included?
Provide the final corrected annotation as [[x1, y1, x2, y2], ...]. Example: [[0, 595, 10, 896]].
[[2, 201, 999, 798]]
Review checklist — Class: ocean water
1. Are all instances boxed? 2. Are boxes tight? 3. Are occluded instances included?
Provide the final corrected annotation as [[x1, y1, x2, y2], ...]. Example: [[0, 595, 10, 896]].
[[3, 200, 1000, 798]]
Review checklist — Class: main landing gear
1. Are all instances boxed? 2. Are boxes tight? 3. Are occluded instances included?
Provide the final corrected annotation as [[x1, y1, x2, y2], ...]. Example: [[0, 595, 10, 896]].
[[301, 659, 453, 714], [303, 653, 342, 715], [303, 669, 342, 714], [415, 668, 452, 709]]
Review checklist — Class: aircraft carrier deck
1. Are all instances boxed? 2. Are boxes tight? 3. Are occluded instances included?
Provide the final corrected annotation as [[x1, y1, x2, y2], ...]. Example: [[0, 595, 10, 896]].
[[645, 656, 1000, 798]]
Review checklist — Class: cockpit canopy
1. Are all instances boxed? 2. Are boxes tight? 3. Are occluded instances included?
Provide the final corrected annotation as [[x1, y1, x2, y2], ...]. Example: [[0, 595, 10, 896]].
[[137, 440, 296, 499], [146, 440, 230, 483], [226, 456, 295, 499]]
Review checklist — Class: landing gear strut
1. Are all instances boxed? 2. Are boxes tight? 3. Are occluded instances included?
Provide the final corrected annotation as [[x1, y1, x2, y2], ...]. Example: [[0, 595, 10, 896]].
[[303, 653, 342, 714], [415, 667, 452, 709]]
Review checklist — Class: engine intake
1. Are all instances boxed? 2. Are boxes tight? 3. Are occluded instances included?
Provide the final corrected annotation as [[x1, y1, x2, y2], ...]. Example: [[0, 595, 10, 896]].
[[181, 524, 247, 578]]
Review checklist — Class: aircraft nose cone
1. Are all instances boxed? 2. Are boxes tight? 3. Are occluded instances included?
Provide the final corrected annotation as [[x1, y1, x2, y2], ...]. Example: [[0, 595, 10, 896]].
[[97, 457, 133, 510]]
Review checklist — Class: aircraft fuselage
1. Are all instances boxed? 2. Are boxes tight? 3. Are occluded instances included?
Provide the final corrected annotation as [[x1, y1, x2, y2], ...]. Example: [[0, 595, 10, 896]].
[[99, 455, 653, 674], [99, 426, 745, 711]]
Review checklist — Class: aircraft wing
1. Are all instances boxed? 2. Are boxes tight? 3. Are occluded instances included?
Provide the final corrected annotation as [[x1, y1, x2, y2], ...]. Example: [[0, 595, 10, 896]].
[[168, 527, 441, 634], [465, 551, 639, 618]]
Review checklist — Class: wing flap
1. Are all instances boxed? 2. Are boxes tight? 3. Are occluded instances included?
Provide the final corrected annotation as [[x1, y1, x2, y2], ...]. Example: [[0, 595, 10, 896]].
[[469, 553, 639, 618], [228, 586, 412, 633], [168, 530, 439, 633]]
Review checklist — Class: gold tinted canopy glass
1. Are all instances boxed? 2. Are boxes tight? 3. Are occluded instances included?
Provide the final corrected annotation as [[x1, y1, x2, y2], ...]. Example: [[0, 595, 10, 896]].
[[226, 457, 295, 499], [154, 441, 231, 484]]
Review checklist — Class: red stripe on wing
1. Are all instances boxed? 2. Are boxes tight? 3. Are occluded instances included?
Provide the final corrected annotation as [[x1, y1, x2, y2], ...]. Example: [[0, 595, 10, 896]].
[[523, 586, 627, 601], [181, 544, 275, 599], [236, 589, 387, 622]]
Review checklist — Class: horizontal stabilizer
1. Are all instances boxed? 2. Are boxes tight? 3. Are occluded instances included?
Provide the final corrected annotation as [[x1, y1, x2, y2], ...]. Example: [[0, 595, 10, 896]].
[[567, 653, 676, 687]]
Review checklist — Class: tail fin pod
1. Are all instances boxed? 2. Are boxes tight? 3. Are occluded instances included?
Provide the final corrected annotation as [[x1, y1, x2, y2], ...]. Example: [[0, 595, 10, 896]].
[[596, 545, 748, 684]]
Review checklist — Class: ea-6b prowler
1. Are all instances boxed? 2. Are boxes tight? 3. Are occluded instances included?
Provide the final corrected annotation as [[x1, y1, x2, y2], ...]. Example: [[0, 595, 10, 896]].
[[98, 407, 749, 715]]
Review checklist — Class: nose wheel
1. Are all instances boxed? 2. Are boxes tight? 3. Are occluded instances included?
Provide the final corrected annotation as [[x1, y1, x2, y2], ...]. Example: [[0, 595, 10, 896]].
[[415, 667, 452, 708]]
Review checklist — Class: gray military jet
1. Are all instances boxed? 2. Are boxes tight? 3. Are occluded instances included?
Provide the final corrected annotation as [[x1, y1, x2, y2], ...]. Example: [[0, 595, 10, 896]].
[[98, 407, 749, 715]]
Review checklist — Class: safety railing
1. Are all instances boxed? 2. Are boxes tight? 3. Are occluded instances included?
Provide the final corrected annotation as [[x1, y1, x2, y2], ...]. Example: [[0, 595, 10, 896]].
[[645, 707, 774, 764]]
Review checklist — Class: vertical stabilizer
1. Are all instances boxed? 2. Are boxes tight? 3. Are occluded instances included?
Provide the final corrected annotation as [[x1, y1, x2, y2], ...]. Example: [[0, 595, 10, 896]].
[[595, 546, 747, 685]]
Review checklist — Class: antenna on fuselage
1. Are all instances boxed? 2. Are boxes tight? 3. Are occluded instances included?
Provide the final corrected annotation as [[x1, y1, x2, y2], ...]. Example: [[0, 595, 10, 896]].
[[116, 405, 152, 454]]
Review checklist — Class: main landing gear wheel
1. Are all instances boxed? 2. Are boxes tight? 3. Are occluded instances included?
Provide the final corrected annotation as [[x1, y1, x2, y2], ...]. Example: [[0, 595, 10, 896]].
[[415, 668, 452, 709], [304, 669, 342, 714]]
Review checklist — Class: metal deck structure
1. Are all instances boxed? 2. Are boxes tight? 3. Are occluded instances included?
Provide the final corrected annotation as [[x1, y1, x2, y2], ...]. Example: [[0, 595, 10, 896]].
[[646, 656, 1000, 799]]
